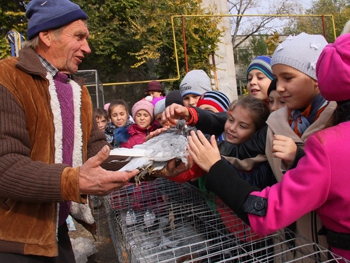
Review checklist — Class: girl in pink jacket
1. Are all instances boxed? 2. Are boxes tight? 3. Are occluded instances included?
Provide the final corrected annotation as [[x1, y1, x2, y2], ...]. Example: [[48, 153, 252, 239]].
[[186, 33, 350, 261], [118, 99, 160, 148]]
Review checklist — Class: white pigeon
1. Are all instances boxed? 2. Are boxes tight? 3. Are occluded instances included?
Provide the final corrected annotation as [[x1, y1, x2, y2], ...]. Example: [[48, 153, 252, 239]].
[[143, 209, 156, 228], [125, 209, 137, 226], [110, 119, 194, 183]]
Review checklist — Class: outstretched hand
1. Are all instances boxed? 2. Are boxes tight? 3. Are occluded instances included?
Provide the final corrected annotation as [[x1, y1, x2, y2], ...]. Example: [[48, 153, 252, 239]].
[[162, 103, 190, 125], [79, 145, 139, 195], [188, 130, 221, 172], [272, 134, 297, 167], [145, 127, 168, 141]]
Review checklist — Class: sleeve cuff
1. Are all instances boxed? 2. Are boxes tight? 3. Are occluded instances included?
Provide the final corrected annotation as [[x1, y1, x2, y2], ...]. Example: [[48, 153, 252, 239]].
[[186, 107, 199, 126], [61, 167, 86, 203]]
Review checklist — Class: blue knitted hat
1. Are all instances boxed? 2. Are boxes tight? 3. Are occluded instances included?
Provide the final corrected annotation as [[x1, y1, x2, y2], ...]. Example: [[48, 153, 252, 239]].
[[246, 55, 273, 81], [26, 0, 88, 40]]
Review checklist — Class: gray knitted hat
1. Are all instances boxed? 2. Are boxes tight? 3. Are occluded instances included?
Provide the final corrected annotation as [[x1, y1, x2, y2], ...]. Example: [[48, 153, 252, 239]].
[[271, 33, 328, 80], [154, 98, 166, 116], [179, 70, 212, 97]]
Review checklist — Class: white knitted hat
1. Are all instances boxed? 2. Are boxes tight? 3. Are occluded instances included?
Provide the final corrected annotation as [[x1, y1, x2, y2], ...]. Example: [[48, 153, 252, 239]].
[[271, 33, 328, 80]]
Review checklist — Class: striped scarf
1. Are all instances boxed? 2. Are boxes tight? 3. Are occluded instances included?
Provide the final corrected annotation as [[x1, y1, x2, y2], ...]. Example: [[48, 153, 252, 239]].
[[288, 93, 328, 137]]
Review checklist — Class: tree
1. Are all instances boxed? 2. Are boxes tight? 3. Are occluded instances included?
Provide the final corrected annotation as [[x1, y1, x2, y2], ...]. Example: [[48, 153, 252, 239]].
[[283, 0, 350, 42], [0, 1, 27, 59], [75, 0, 223, 88], [0, 0, 223, 91], [227, 0, 303, 50]]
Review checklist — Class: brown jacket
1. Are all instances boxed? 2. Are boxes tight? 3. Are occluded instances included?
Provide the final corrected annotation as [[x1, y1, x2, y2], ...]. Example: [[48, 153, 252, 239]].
[[0, 47, 108, 256]]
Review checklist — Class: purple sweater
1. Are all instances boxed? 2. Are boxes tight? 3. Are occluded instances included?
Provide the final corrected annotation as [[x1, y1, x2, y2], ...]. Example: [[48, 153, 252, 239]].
[[54, 72, 74, 226]]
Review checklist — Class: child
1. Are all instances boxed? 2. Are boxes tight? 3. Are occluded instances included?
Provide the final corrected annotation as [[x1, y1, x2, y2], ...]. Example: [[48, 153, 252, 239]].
[[145, 80, 165, 99], [169, 96, 275, 247], [196, 91, 230, 113], [162, 32, 336, 248], [267, 79, 285, 112], [187, 32, 350, 260], [153, 98, 171, 128], [93, 108, 109, 131], [165, 90, 183, 107], [105, 99, 133, 147], [179, 69, 212, 107], [170, 96, 274, 189], [246, 55, 274, 102], [117, 99, 160, 148]]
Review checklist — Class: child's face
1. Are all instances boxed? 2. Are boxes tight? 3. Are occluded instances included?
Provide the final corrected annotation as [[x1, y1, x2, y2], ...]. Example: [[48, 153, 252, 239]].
[[110, 105, 128, 127], [183, 94, 201, 107], [155, 113, 171, 127], [224, 106, 256, 144], [272, 64, 319, 110], [96, 116, 108, 131], [148, 91, 162, 98], [135, 110, 152, 129], [268, 90, 286, 113], [198, 104, 220, 113], [247, 69, 271, 101]]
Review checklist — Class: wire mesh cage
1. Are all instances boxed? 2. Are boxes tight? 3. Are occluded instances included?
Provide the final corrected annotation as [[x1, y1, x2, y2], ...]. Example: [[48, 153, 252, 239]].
[[104, 178, 349, 263]]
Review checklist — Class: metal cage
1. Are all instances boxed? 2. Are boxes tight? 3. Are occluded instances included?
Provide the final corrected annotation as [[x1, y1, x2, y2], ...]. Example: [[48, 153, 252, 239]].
[[104, 178, 348, 263]]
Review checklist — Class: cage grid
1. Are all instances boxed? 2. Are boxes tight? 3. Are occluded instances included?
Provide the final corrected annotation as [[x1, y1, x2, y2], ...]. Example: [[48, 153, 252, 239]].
[[91, 196, 111, 243], [104, 178, 349, 263]]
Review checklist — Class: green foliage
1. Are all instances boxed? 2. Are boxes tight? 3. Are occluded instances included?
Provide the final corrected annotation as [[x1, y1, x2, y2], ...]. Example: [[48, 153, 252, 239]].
[[266, 32, 280, 56], [74, 0, 144, 78], [75, 0, 223, 87], [236, 35, 269, 72], [284, 0, 350, 42], [0, 1, 27, 58], [0, 37, 11, 59], [0, 1, 27, 36], [0, 0, 222, 87], [250, 35, 268, 57]]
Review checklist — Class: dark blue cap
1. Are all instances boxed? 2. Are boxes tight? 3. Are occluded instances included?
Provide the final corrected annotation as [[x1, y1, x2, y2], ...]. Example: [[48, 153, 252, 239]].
[[26, 0, 88, 40]]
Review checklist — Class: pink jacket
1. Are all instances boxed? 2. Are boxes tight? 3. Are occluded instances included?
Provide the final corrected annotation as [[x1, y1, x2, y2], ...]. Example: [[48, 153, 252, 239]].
[[248, 122, 350, 260], [120, 122, 159, 148]]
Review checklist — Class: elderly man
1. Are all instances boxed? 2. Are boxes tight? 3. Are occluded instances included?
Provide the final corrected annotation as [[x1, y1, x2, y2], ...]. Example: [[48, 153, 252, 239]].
[[0, 0, 138, 262]]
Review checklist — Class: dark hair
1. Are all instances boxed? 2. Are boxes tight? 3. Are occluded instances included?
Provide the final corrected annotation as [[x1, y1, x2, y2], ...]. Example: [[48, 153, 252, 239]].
[[108, 99, 129, 117], [228, 96, 270, 131], [326, 100, 350, 127], [267, 79, 277, 96], [93, 108, 108, 120]]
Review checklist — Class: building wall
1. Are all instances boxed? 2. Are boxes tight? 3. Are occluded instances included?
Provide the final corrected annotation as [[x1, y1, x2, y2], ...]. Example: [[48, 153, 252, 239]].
[[201, 0, 238, 101]]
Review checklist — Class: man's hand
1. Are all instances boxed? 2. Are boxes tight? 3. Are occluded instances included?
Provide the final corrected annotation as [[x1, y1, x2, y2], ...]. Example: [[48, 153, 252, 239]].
[[79, 145, 138, 195], [188, 130, 221, 172], [272, 134, 297, 167], [162, 103, 190, 125]]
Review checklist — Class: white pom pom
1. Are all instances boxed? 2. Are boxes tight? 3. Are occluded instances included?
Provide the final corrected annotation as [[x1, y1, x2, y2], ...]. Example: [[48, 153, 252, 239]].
[[145, 96, 153, 102]]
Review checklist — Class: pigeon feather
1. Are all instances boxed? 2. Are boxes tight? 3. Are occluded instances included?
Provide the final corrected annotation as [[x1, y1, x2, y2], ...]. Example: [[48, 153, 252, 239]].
[[110, 120, 195, 182]]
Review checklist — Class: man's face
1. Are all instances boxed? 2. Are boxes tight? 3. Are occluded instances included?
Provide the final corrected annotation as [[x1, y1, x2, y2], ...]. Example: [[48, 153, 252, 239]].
[[49, 20, 91, 74]]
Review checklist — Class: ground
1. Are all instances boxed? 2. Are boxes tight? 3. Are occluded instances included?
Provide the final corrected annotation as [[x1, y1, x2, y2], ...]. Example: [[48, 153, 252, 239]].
[[69, 203, 119, 263]]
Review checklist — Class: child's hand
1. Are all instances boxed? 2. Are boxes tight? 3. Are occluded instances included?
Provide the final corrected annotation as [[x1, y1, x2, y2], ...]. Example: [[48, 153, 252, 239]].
[[162, 103, 190, 125], [272, 134, 297, 167], [188, 130, 221, 172], [145, 127, 168, 141]]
